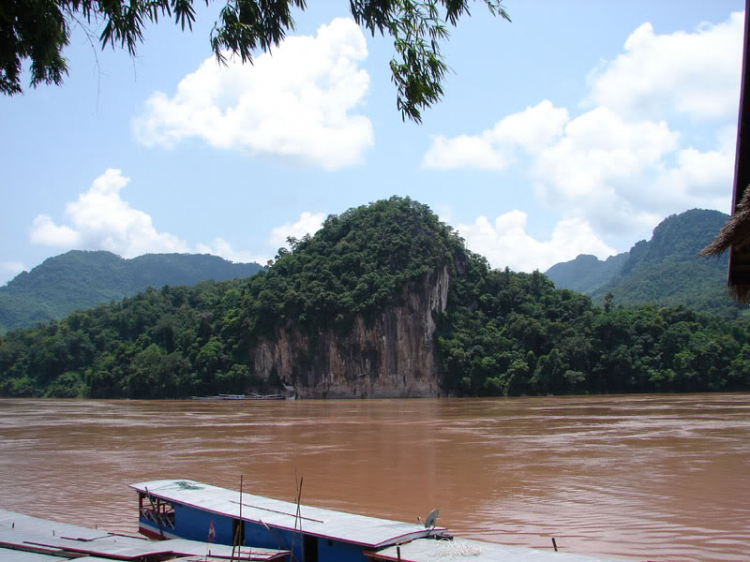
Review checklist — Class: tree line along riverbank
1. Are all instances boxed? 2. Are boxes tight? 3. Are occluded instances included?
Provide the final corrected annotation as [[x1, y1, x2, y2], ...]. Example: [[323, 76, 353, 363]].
[[1, 197, 749, 398]]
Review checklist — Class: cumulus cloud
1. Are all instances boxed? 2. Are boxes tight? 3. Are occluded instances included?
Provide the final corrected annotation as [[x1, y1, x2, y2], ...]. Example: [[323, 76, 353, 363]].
[[134, 18, 373, 170], [423, 11, 741, 243], [422, 100, 569, 170], [586, 12, 743, 120], [532, 110, 734, 233], [30, 169, 191, 257], [270, 211, 326, 248], [652, 126, 735, 212], [28, 169, 326, 267], [531, 106, 681, 233], [422, 134, 508, 170], [457, 212, 616, 273], [30, 215, 81, 247]]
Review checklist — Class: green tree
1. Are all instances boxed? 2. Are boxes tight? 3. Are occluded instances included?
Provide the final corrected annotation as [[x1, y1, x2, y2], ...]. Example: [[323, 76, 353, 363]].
[[532, 348, 566, 394], [126, 344, 166, 398], [603, 292, 614, 313], [1, 0, 509, 122], [46, 370, 86, 397]]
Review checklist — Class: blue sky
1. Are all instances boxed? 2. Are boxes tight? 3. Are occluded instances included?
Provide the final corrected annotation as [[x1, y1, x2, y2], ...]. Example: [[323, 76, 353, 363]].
[[1, 1, 745, 286]]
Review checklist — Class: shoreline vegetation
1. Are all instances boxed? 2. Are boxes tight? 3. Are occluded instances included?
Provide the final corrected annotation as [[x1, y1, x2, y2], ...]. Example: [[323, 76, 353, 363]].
[[1, 197, 749, 399]]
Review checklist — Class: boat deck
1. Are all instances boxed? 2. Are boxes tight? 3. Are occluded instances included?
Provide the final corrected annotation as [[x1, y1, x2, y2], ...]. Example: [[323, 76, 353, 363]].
[[371, 536, 630, 562], [0, 509, 288, 561]]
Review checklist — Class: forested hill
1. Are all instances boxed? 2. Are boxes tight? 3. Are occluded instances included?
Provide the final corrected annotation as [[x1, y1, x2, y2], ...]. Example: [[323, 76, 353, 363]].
[[0, 251, 264, 333], [544, 253, 629, 294], [1, 198, 749, 399], [545, 209, 742, 316]]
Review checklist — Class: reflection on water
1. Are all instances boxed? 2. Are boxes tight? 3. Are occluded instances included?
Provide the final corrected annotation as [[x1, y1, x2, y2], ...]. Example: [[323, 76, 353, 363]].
[[0, 394, 748, 562]]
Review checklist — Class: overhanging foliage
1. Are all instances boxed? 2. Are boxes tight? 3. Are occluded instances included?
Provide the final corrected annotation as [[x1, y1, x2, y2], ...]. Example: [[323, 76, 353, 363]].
[[1, 0, 510, 122]]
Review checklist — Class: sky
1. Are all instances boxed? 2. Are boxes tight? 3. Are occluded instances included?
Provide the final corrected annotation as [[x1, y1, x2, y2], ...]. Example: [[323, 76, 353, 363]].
[[1, 1, 746, 286]]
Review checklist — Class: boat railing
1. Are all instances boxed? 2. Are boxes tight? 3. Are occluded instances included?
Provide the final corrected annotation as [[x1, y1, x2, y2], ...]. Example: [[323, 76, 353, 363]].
[[139, 498, 176, 530]]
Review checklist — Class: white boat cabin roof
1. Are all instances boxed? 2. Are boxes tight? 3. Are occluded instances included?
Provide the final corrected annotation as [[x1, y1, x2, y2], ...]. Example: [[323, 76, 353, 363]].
[[130, 479, 443, 549]]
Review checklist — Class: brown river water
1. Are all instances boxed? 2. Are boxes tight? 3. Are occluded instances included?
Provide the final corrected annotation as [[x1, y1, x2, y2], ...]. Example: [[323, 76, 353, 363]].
[[0, 394, 748, 562]]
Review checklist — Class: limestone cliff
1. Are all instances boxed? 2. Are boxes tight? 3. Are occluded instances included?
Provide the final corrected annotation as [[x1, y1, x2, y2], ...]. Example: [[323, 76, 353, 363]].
[[252, 265, 450, 398]]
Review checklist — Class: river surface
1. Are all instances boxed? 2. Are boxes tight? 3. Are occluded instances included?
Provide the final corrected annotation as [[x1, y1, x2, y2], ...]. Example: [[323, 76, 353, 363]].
[[0, 394, 748, 562]]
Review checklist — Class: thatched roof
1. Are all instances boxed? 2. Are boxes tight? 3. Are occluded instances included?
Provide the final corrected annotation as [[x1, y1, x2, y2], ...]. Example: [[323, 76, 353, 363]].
[[701, 186, 750, 301], [701, 186, 750, 258], [701, 2, 750, 302]]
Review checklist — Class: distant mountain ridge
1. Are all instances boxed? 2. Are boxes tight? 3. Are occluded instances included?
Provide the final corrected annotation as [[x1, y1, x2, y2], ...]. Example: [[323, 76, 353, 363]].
[[545, 209, 742, 316], [0, 251, 264, 333], [544, 253, 629, 294]]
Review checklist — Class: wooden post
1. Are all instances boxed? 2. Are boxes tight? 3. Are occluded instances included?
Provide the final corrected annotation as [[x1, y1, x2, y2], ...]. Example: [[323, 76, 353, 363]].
[[231, 475, 245, 562]]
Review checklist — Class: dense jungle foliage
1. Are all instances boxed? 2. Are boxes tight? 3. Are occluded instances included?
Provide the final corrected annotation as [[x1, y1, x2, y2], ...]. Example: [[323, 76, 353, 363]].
[[1, 197, 749, 398], [0, 250, 263, 333], [438, 268, 749, 396]]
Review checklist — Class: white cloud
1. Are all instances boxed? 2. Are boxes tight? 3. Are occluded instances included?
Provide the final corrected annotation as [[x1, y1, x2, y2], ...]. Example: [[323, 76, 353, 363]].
[[134, 18, 373, 170], [422, 100, 569, 170], [194, 238, 268, 265], [29, 169, 329, 267], [422, 11, 742, 242], [270, 211, 326, 248], [29, 169, 246, 262], [0, 262, 26, 285], [586, 12, 743, 120], [31, 169, 191, 257], [422, 134, 508, 170], [535, 106, 679, 192], [490, 100, 571, 152], [30, 215, 81, 247], [533, 111, 734, 234], [653, 127, 735, 212], [457, 211, 616, 273], [195, 212, 326, 264], [531, 106, 681, 233]]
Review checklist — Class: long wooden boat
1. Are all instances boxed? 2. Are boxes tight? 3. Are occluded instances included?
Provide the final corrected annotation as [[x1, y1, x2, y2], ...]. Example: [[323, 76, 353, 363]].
[[130, 479, 634, 562], [131, 479, 439, 562]]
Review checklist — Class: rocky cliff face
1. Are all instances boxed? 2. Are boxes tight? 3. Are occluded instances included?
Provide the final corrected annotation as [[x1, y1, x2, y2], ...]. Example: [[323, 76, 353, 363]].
[[252, 266, 451, 398]]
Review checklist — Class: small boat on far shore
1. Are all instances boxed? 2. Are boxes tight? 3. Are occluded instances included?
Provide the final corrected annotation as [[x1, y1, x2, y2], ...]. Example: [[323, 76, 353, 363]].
[[191, 393, 286, 401]]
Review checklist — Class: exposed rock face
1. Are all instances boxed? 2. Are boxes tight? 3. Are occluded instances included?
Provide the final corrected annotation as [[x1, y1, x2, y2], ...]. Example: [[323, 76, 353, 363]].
[[252, 266, 450, 398]]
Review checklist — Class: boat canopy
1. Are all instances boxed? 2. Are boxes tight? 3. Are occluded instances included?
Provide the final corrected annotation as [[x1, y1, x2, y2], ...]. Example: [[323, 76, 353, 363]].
[[130, 479, 443, 549]]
